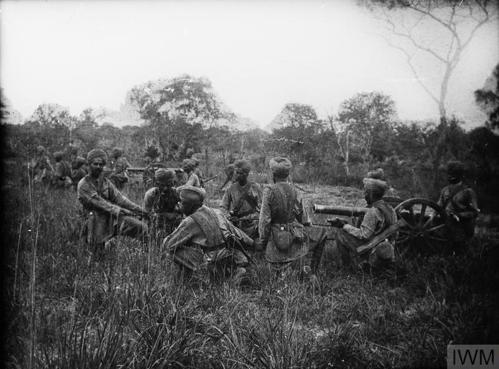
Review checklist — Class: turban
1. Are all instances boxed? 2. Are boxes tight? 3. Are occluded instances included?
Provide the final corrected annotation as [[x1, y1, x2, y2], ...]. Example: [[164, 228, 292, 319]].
[[111, 147, 123, 158], [178, 185, 206, 204], [269, 157, 292, 176], [234, 159, 251, 173], [367, 168, 385, 181], [446, 160, 464, 179], [155, 168, 175, 182], [53, 151, 65, 162], [182, 159, 196, 171], [87, 149, 108, 163], [363, 177, 389, 194]]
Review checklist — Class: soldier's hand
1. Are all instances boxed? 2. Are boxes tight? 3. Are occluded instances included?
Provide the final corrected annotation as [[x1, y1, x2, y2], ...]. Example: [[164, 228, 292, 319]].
[[120, 208, 135, 217], [327, 218, 348, 228]]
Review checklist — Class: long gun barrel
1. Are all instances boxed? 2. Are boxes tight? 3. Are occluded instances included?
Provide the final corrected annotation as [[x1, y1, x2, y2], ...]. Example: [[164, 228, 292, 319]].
[[313, 204, 369, 217]]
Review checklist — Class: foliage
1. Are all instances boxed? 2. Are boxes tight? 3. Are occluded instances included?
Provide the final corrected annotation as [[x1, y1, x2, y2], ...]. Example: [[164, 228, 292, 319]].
[[475, 63, 499, 130]]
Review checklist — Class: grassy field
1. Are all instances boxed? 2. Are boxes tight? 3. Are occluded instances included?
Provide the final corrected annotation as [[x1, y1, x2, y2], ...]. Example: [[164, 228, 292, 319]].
[[3, 175, 499, 369]]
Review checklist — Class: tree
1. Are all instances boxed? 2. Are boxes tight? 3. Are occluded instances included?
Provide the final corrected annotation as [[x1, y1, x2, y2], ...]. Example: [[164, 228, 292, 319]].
[[475, 63, 499, 130], [336, 92, 396, 164], [126, 75, 234, 160], [364, 0, 497, 121]]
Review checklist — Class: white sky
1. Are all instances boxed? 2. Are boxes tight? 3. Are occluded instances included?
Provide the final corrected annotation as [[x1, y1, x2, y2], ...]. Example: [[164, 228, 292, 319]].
[[1, 0, 498, 129]]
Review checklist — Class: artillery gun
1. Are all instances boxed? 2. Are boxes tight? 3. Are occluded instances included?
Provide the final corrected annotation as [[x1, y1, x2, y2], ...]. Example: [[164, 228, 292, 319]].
[[314, 197, 448, 258]]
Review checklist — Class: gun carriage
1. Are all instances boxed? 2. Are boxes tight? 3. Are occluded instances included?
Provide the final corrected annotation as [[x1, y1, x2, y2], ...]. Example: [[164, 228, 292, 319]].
[[314, 197, 448, 258]]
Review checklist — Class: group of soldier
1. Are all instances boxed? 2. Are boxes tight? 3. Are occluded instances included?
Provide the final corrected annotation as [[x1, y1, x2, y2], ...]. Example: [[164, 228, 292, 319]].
[[31, 143, 481, 286]]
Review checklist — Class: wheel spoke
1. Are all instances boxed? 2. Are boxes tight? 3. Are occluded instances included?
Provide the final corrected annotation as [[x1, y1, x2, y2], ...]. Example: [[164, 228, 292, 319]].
[[420, 204, 427, 218], [423, 214, 435, 228], [425, 223, 446, 233], [427, 235, 447, 243]]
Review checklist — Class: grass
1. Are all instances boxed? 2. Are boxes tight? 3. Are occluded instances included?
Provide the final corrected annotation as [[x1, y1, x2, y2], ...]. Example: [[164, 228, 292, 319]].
[[3, 174, 499, 369]]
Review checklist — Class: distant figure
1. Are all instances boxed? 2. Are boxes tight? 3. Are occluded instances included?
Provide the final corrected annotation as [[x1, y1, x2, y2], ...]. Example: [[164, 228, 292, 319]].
[[78, 149, 148, 259], [437, 160, 479, 248], [143, 156, 164, 190], [109, 147, 130, 190], [221, 159, 262, 239], [335, 174, 397, 273], [163, 185, 252, 284], [144, 169, 182, 238], [31, 145, 54, 186], [182, 159, 201, 187], [192, 157, 205, 187], [53, 151, 73, 189], [258, 157, 327, 282], [71, 156, 88, 190]]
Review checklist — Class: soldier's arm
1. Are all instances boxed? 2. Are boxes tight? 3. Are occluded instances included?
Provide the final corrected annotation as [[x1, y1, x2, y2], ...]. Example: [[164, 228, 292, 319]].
[[108, 180, 145, 215], [220, 187, 231, 216], [143, 188, 157, 213], [77, 180, 123, 217], [343, 207, 377, 240], [258, 187, 272, 245], [162, 217, 195, 252]]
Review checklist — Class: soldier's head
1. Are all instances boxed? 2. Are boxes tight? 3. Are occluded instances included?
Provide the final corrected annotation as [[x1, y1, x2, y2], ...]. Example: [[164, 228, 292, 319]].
[[74, 156, 87, 169], [111, 147, 123, 159], [53, 151, 65, 163], [155, 168, 175, 191], [68, 144, 79, 159], [367, 168, 385, 181], [36, 145, 46, 155], [269, 157, 292, 182], [177, 185, 206, 216], [446, 160, 464, 184], [363, 177, 388, 206], [87, 149, 108, 178], [182, 159, 195, 173], [234, 160, 251, 185]]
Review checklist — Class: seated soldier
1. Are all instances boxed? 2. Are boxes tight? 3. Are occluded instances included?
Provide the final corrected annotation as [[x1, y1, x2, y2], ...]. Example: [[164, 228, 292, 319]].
[[53, 151, 73, 189], [109, 147, 130, 190], [221, 159, 262, 239], [335, 175, 397, 273], [163, 185, 253, 284], [144, 169, 182, 238], [437, 160, 479, 248], [77, 149, 148, 259], [258, 157, 327, 282], [181, 159, 201, 187], [31, 145, 54, 186], [71, 156, 88, 191]]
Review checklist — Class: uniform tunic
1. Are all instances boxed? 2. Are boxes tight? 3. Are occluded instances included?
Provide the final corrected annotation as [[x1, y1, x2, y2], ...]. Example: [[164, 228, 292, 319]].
[[110, 157, 130, 190], [77, 175, 147, 245], [221, 181, 262, 238], [164, 205, 252, 271], [185, 172, 201, 187]]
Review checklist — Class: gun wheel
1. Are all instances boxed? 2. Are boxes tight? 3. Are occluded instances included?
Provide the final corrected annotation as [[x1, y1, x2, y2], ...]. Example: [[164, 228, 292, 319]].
[[394, 198, 447, 257]]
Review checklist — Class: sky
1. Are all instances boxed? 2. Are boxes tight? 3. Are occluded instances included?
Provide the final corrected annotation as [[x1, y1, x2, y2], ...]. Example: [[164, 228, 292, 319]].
[[1, 0, 498, 129]]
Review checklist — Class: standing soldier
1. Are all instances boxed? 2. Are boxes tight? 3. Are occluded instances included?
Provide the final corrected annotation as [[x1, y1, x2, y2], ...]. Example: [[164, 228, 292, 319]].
[[163, 185, 253, 284], [257, 157, 327, 282], [144, 169, 182, 239], [182, 158, 201, 187], [31, 145, 54, 186], [334, 174, 397, 273], [109, 147, 130, 190], [53, 151, 73, 189], [192, 157, 205, 187], [437, 160, 479, 249], [221, 159, 262, 239], [77, 149, 148, 259]]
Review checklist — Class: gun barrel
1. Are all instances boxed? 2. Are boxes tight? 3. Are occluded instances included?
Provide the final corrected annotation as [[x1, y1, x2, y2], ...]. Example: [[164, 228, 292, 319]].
[[313, 204, 368, 217]]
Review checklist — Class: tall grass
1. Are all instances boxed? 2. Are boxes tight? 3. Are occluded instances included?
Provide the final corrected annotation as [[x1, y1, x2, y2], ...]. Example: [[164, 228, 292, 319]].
[[4, 173, 499, 369]]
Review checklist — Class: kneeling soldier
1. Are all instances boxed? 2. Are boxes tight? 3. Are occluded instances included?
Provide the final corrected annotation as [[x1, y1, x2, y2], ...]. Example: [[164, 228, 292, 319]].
[[335, 175, 397, 273], [221, 159, 262, 239], [78, 149, 149, 259], [144, 168, 182, 239], [163, 185, 253, 284]]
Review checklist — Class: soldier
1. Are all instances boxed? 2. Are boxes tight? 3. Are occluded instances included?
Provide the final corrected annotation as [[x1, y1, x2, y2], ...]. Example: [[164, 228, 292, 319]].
[[257, 157, 327, 282], [71, 156, 88, 190], [334, 175, 397, 273], [182, 158, 201, 187], [163, 185, 253, 284], [221, 159, 262, 239], [144, 169, 182, 238], [53, 151, 73, 189], [77, 149, 148, 259], [31, 145, 54, 186], [192, 157, 205, 187], [109, 147, 130, 190], [437, 160, 479, 248]]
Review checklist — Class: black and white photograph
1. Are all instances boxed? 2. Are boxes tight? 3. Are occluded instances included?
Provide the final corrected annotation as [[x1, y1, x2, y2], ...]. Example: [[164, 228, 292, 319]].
[[1, 0, 498, 367]]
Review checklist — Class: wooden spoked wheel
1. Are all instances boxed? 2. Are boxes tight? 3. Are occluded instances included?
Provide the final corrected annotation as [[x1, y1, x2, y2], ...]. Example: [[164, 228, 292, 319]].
[[394, 198, 448, 257]]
